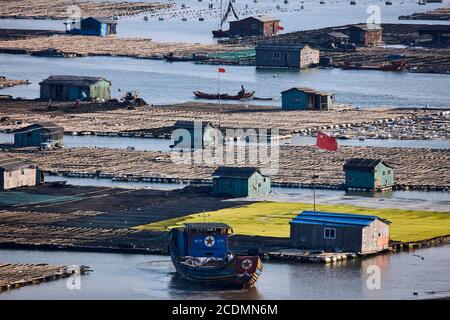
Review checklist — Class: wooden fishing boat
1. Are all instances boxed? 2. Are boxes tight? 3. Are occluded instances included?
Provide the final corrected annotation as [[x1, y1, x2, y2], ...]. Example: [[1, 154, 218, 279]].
[[169, 223, 263, 288], [193, 87, 255, 100], [212, 1, 239, 38], [340, 60, 409, 72]]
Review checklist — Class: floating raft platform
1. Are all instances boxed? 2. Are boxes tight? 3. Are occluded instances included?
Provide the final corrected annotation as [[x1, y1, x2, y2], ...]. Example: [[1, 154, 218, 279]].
[[0, 263, 91, 292], [266, 248, 357, 264]]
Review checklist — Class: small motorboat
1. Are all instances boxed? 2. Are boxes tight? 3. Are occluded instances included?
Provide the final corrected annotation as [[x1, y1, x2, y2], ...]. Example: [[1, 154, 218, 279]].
[[350, 0, 357, 4], [194, 86, 255, 100], [385, 0, 393, 4], [169, 223, 263, 288]]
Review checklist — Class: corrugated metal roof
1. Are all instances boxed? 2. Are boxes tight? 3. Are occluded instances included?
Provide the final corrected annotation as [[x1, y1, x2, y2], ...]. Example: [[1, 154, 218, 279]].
[[174, 121, 213, 130], [290, 211, 390, 227], [343, 158, 393, 172], [327, 32, 350, 39], [13, 122, 64, 134], [256, 43, 313, 51], [281, 87, 334, 96], [0, 155, 33, 171], [234, 15, 280, 23], [212, 166, 263, 179], [39, 75, 110, 87], [83, 17, 118, 24]]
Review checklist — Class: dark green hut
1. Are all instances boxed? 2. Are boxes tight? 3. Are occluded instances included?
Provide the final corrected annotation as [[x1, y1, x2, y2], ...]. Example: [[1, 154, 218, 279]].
[[343, 158, 394, 190], [212, 167, 271, 197]]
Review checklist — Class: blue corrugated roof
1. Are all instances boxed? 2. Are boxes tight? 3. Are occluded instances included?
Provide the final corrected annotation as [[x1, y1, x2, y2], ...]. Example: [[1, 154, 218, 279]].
[[290, 211, 389, 227]]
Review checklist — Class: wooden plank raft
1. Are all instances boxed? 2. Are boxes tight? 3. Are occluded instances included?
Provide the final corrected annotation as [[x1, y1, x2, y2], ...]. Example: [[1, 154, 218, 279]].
[[0, 263, 91, 292]]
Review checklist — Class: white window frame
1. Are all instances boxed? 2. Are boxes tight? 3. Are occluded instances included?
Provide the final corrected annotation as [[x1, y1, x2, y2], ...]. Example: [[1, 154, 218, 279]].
[[273, 52, 280, 59], [324, 228, 336, 239]]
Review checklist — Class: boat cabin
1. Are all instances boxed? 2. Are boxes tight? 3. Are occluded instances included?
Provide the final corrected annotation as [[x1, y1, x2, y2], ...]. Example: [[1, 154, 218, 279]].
[[170, 223, 233, 258]]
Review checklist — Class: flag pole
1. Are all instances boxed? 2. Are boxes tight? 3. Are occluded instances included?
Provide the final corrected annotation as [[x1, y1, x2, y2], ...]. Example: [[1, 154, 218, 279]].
[[218, 68, 221, 127], [313, 146, 316, 212]]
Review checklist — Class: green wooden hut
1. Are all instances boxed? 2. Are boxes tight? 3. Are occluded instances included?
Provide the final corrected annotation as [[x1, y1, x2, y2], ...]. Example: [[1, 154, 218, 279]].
[[13, 122, 64, 148], [343, 158, 394, 190], [212, 167, 271, 197], [172, 121, 218, 149], [39, 75, 111, 101], [281, 87, 334, 110]]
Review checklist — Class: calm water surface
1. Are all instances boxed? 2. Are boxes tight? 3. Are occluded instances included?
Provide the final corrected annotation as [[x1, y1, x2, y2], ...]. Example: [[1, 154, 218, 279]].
[[1, 133, 449, 150], [0, 246, 449, 299], [1, 54, 450, 107]]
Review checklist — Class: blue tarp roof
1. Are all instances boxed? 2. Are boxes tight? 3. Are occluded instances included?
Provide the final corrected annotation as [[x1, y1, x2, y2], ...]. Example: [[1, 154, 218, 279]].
[[290, 211, 390, 227]]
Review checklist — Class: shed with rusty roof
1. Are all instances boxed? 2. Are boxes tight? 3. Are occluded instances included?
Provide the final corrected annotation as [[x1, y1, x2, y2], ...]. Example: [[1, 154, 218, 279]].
[[281, 87, 334, 110], [0, 155, 42, 190], [212, 166, 271, 197], [343, 158, 394, 190], [343, 24, 383, 46], [290, 211, 391, 254], [13, 122, 64, 148], [39, 75, 111, 101]]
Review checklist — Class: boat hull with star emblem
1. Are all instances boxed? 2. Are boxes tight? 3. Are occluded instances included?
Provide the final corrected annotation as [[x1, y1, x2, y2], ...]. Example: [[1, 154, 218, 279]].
[[169, 224, 263, 288]]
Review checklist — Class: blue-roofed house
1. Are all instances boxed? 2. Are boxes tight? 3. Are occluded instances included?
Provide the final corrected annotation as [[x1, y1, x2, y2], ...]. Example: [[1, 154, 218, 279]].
[[289, 211, 390, 254]]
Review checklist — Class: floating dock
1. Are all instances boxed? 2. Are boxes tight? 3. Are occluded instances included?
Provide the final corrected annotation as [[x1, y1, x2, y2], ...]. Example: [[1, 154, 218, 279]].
[[266, 248, 357, 264]]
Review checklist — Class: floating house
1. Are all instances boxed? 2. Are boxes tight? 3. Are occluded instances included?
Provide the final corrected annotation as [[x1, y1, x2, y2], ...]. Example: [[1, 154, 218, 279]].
[[65, 17, 117, 37], [39, 75, 111, 101], [343, 158, 394, 190], [172, 121, 218, 149], [281, 87, 334, 110], [212, 167, 271, 197], [289, 211, 391, 254], [228, 16, 281, 37], [343, 24, 383, 46], [255, 43, 319, 69], [13, 122, 64, 148], [0, 156, 42, 191]]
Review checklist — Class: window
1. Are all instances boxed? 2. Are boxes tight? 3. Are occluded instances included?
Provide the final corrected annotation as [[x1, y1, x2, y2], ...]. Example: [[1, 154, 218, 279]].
[[273, 52, 280, 59], [21, 169, 25, 175], [383, 171, 386, 176], [324, 228, 336, 239], [300, 235, 306, 242], [388, 170, 391, 174], [251, 23, 257, 30]]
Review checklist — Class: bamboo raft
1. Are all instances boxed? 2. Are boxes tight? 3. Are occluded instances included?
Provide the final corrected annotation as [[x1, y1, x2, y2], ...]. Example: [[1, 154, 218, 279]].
[[0, 263, 91, 292], [3, 144, 449, 190], [0, 0, 174, 20], [0, 100, 446, 141]]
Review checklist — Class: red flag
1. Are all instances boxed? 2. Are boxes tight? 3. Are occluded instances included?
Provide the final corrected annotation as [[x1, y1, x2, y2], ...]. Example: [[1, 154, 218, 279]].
[[218, 67, 226, 73], [316, 131, 338, 151], [277, 26, 284, 31]]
